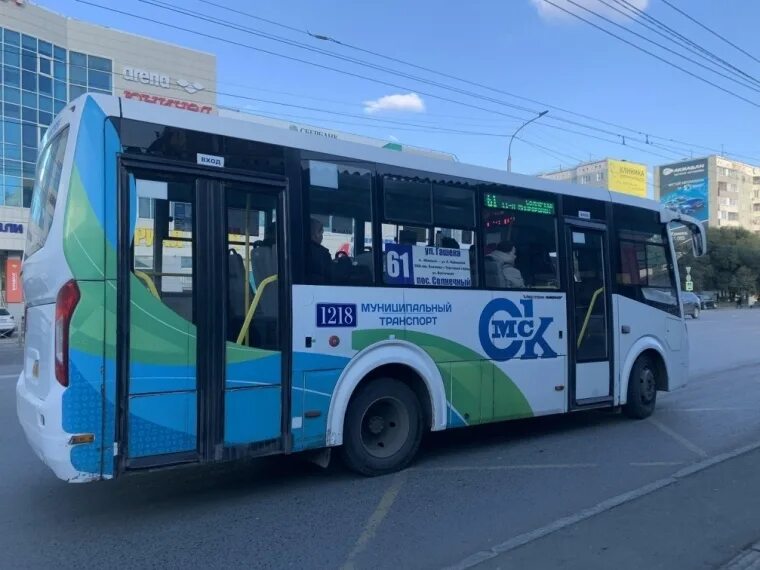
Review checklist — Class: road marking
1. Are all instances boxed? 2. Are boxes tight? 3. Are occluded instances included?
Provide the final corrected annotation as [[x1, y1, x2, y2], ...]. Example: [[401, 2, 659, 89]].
[[418, 463, 597, 472], [341, 471, 406, 570], [667, 408, 757, 412], [629, 461, 684, 467], [0, 373, 19, 380], [445, 439, 760, 570], [648, 417, 708, 458]]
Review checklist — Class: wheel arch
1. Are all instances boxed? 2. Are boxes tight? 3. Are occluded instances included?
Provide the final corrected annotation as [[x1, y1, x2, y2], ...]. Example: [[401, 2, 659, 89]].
[[619, 336, 671, 404], [325, 340, 448, 447]]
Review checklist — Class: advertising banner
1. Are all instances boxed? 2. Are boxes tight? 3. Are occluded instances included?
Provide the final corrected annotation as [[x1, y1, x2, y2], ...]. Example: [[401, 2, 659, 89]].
[[608, 160, 647, 197], [5, 259, 22, 303], [659, 159, 709, 222]]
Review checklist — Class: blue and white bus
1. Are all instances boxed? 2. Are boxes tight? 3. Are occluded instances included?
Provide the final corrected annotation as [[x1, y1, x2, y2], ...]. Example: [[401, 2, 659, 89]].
[[17, 94, 705, 482]]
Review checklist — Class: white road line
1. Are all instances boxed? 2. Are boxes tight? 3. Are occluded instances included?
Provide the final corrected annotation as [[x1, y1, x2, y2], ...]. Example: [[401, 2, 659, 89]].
[[0, 373, 20, 380], [418, 463, 598, 472], [666, 408, 757, 412], [444, 439, 760, 570], [648, 417, 709, 458], [629, 461, 684, 467], [341, 472, 406, 570]]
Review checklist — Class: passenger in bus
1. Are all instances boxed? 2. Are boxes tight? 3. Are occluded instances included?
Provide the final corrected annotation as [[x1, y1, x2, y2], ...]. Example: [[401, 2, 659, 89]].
[[488, 241, 525, 288], [309, 217, 333, 284], [440, 236, 460, 249]]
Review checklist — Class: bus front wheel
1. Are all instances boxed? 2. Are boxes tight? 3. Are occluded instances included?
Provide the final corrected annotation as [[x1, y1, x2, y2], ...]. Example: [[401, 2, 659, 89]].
[[341, 378, 423, 476], [623, 355, 658, 419]]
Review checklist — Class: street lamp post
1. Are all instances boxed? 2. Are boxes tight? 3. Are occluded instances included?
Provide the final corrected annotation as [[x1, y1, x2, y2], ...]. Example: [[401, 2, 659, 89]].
[[507, 110, 549, 173]]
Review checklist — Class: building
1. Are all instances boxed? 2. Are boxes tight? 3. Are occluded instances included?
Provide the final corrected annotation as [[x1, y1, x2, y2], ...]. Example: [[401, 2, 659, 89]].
[[0, 0, 217, 317], [540, 158, 648, 198], [654, 156, 760, 231]]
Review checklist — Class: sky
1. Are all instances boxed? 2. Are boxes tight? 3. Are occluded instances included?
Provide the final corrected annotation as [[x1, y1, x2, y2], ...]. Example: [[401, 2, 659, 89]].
[[33, 0, 760, 192]]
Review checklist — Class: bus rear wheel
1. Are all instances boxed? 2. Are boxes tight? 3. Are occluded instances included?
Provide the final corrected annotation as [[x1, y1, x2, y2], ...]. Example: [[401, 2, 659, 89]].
[[623, 355, 657, 419], [341, 378, 423, 476]]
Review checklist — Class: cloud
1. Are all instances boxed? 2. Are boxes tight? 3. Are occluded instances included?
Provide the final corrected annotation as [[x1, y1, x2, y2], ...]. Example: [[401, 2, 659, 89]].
[[363, 93, 426, 114], [530, 0, 649, 22]]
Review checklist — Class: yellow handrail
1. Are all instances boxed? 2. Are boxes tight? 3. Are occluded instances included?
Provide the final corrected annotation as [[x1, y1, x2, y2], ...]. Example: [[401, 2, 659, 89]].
[[134, 270, 160, 299], [577, 287, 605, 350], [236, 274, 278, 345]]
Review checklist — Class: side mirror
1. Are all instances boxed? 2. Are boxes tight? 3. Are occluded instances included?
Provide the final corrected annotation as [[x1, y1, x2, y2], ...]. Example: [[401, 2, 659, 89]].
[[687, 221, 706, 257]]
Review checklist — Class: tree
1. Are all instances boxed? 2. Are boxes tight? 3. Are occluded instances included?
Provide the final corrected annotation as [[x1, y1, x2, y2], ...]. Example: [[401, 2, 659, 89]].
[[676, 227, 760, 299]]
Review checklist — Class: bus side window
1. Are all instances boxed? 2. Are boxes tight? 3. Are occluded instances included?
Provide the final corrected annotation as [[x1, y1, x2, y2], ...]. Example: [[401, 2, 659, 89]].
[[304, 160, 373, 286], [481, 188, 558, 290], [381, 177, 477, 288]]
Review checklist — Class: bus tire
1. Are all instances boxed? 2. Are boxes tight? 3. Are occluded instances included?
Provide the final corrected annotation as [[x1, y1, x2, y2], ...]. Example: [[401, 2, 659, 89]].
[[341, 377, 423, 477], [623, 354, 657, 419]]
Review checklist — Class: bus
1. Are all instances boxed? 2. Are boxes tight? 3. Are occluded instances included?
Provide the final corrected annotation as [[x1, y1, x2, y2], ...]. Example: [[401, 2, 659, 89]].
[[16, 94, 706, 482]]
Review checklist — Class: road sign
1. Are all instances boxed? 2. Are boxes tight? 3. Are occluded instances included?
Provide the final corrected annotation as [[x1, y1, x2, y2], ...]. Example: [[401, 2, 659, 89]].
[[685, 281, 693, 292]]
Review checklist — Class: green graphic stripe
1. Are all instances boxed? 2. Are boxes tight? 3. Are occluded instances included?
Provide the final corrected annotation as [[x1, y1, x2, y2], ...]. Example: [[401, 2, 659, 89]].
[[352, 329, 533, 424]]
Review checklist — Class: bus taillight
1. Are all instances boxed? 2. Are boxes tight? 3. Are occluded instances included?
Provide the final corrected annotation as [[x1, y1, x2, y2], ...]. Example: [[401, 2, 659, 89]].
[[55, 280, 80, 388]]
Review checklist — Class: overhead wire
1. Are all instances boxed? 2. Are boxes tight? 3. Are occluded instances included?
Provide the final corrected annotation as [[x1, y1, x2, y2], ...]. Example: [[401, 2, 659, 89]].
[[539, 0, 760, 108], [604, 0, 760, 89], [659, 0, 760, 66], [75, 0, 693, 162], [185, 0, 760, 161]]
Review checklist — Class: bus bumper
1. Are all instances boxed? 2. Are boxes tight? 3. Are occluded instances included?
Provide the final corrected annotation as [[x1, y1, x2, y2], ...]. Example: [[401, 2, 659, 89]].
[[16, 375, 84, 482]]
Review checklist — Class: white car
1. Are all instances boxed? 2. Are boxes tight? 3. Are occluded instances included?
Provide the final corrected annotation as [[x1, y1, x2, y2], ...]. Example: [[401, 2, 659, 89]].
[[0, 308, 17, 337]]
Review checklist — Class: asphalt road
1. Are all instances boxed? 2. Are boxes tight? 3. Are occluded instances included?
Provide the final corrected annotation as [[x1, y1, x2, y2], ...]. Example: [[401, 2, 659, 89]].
[[1, 309, 759, 569]]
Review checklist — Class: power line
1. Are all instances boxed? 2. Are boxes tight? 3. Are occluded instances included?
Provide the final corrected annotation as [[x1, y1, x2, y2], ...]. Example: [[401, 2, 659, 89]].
[[76, 0, 692, 162], [540, 0, 760, 108], [558, 0, 760, 96], [187, 0, 760, 161], [659, 0, 760, 66], [604, 0, 760, 88]]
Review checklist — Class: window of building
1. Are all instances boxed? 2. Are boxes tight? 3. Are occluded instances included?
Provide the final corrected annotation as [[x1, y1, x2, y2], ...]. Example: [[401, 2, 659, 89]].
[[21, 34, 36, 51], [138, 197, 155, 219], [579, 174, 591, 184], [39, 56, 51, 76], [69, 51, 87, 86], [4, 66, 20, 88], [21, 50, 35, 72], [728, 212, 739, 221], [87, 69, 111, 91], [614, 205, 678, 316], [482, 187, 558, 290], [3, 43, 21, 67], [382, 176, 477, 288], [595, 172, 604, 182], [88, 55, 112, 73], [38, 41, 52, 58], [304, 160, 374, 286], [753, 203, 760, 212]]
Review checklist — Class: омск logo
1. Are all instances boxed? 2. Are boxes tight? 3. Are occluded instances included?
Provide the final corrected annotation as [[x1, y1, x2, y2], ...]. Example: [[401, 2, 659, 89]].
[[478, 298, 557, 361]]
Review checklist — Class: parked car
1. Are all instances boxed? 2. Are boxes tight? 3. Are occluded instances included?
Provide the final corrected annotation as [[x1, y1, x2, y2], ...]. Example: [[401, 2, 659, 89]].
[[0, 308, 17, 337], [680, 292, 701, 319], [697, 292, 716, 310]]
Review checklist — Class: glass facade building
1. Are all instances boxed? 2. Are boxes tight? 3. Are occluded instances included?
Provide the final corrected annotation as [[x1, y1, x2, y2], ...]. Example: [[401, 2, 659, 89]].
[[1, 25, 112, 208]]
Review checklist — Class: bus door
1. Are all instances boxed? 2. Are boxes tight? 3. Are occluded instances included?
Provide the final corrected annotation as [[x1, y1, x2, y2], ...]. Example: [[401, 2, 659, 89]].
[[117, 161, 287, 470], [565, 221, 614, 407]]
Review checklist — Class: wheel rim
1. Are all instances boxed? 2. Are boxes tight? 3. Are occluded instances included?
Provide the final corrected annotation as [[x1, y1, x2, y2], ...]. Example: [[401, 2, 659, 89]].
[[359, 396, 410, 459], [639, 366, 656, 403]]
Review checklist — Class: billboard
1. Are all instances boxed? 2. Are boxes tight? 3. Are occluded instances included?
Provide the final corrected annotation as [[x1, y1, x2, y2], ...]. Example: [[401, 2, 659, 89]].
[[5, 259, 22, 303], [658, 159, 709, 222], [608, 160, 647, 197]]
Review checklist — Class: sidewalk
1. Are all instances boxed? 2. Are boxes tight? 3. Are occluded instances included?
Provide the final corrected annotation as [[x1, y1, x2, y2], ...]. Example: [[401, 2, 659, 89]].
[[476, 447, 760, 570]]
